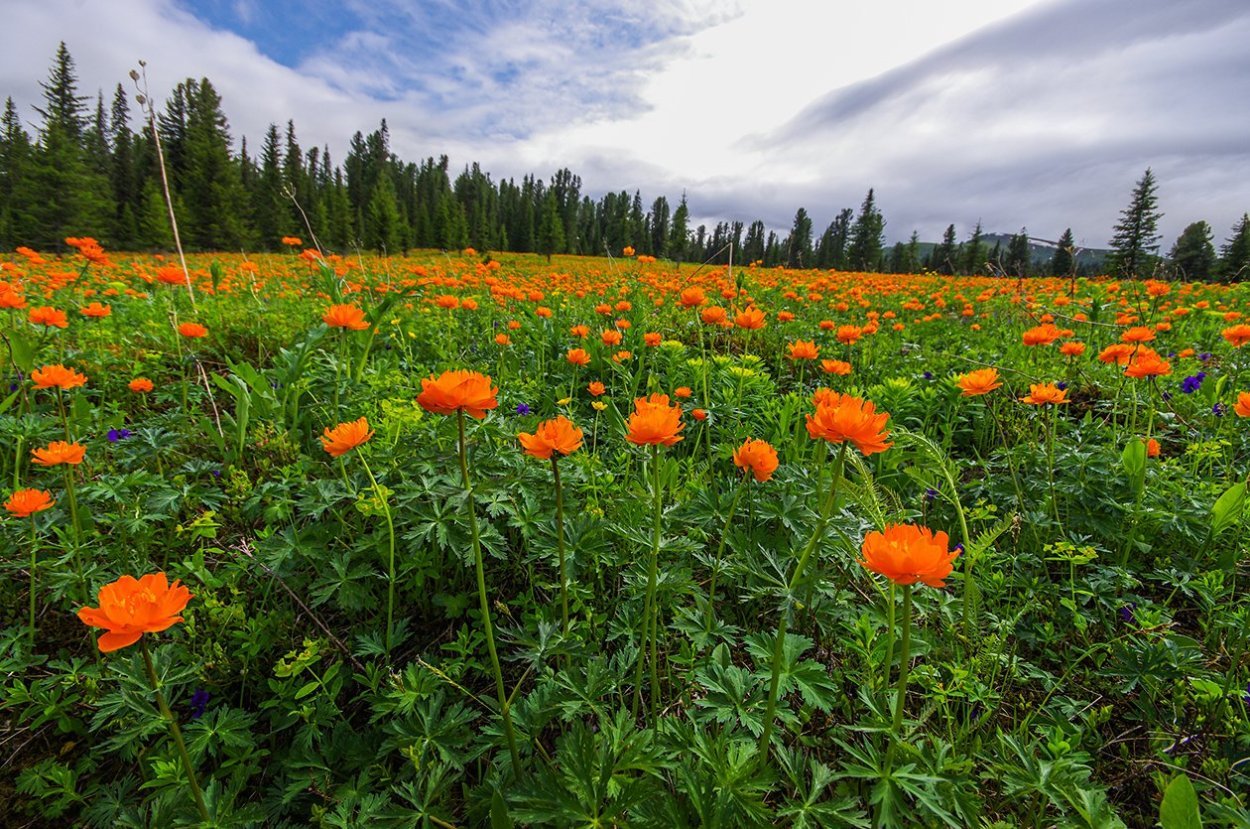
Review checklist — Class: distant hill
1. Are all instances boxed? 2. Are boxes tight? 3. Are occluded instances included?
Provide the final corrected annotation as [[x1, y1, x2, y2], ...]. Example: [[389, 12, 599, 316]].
[[980, 233, 1111, 269]]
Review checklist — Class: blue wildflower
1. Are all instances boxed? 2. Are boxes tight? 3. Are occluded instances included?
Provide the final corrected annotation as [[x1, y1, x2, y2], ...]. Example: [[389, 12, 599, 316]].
[[1180, 372, 1205, 394], [107, 428, 132, 443], [1213, 403, 1227, 417], [1056, 381, 1068, 390], [922, 371, 933, 380], [924, 488, 939, 502], [189, 688, 210, 719], [515, 403, 531, 415], [1119, 603, 1136, 624]]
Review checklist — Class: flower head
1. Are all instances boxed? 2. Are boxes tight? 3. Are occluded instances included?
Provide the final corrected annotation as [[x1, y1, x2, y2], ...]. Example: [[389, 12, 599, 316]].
[[80, 302, 111, 319], [31, 364, 87, 390], [733, 438, 779, 482], [626, 393, 685, 446], [805, 394, 892, 456], [567, 348, 591, 367], [859, 523, 959, 588], [821, 359, 852, 376], [129, 377, 155, 393], [1222, 324, 1250, 348], [787, 340, 819, 361], [588, 381, 605, 396], [76, 572, 192, 652], [956, 367, 1002, 397], [5, 488, 55, 518], [417, 370, 499, 419], [320, 417, 374, 457], [518, 416, 584, 460], [323, 304, 370, 330], [178, 322, 208, 338], [1124, 348, 1172, 379], [32, 441, 86, 467], [1234, 391, 1250, 418], [29, 306, 69, 329], [1019, 383, 1069, 406]]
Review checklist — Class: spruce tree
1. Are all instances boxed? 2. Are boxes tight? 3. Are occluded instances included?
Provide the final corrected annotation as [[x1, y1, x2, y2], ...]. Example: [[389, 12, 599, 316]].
[[962, 221, 985, 275], [785, 207, 813, 268], [1220, 214, 1250, 282], [366, 174, 401, 253], [1168, 221, 1216, 281], [536, 189, 564, 261], [1108, 168, 1162, 280], [847, 188, 885, 272], [933, 224, 958, 275], [1004, 228, 1032, 277], [1050, 228, 1076, 276], [669, 194, 689, 263]]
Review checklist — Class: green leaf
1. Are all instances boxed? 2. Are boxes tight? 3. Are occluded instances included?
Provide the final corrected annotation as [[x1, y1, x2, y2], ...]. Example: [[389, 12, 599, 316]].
[[1210, 482, 1247, 536], [5, 331, 35, 372], [1122, 439, 1146, 494], [490, 789, 514, 829], [1159, 773, 1202, 829]]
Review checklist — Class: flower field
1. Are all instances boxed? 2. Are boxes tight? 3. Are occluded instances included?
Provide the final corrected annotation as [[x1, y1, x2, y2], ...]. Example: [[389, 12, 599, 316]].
[[3, 241, 1249, 827]]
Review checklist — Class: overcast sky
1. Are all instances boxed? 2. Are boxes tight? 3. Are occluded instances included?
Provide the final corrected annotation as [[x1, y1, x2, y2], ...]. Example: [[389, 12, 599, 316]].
[[3, 0, 1248, 248]]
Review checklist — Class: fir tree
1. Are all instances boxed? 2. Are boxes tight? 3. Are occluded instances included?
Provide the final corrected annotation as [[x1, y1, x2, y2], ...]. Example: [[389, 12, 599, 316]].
[[933, 224, 958, 275], [1168, 220, 1216, 281], [536, 189, 565, 261], [847, 188, 885, 271], [1004, 228, 1032, 277], [1220, 214, 1250, 282], [785, 207, 813, 268], [669, 194, 690, 263], [962, 221, 985, 275], [1050, 228, 1076, 276], [1108, 168, 1162, 280]]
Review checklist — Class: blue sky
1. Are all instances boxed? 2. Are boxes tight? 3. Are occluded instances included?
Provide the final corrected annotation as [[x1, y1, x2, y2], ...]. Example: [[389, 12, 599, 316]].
[[2, 0, 1248, 247]]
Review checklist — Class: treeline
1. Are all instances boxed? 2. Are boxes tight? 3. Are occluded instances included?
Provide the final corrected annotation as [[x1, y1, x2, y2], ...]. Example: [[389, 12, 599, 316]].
[[2, 43, 1248, 282]]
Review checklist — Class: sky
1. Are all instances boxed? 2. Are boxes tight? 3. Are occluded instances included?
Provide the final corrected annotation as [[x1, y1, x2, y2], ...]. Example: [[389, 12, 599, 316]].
[[2, 0, 1248, 249]]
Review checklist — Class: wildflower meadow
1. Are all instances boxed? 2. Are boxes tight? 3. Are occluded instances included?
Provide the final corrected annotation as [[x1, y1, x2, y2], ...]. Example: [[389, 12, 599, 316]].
[[3, 242, 1250, 827]]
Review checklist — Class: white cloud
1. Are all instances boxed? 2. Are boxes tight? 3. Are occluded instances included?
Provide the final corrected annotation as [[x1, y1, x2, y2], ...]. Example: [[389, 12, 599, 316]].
[[1, 0, 1246, 248]]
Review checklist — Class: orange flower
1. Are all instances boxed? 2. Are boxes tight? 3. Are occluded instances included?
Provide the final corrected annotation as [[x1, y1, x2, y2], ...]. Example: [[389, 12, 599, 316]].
[[128, 377, 154, 393], [80, 302, 111, 318], [622, 246, 635, 257], [734, 306, 766, 330], [733, 438, 779, 482], [495, 333, 511, 346], [1222, 324, 1250, 348], [588, 381, 606, 396], [1019, 383, 1069, 405], [29, 306, 68, 328], [674, 386, 693, 399], [1235, 392, 1250, 418], [836, 325, 863, 345], [859, 524, 959, 588], [1124, 348, 1172, 379], [956, 367, 1002, 397], [821, 359, 852, 376], [569, 324, 590, 338], [5, 488, 55, 518], [320, 417, 374, 457], [518, 416, 584, 460], [626, 393, 685, 446], [31, 441, 86, 466], [805, 394, 892, 455], [76, 572, 192, 652], [1146, 438, 1161, 457], [680, 287, 706, 308], [1097, 343, 1135, 366], [1120, 326, 1156, 344], [1059, 341, 1086, 357], [156, 265, 186, 285], [417, 370, 499, 419], [1021, 324, 1060, 346], [787, 340, 820, 361], [31, 364, 87, 390], [436, 295, 460, 310], [281, 236, 303, 247], [323, 304, 370, 330], [601, 329, 623, 346], [0, 288, 26, 309], [700, 306, 727, 325], [567, 348, 591, 367], [692, 408, 707, 421], [178, 322, 208, 338], [644, 332, 662, 347]]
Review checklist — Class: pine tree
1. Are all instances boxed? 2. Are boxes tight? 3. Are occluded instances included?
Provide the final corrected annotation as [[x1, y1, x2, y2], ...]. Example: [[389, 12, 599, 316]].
[[177, 79, 248, 249], [536, 189, 564, 261], [1050, 227, 1076, 276], [1220, 214, 1250, 282], [366, 174, 401, 253], [785, 207, 813, 268], [962, 221, 985, 275], [1108, 168, 1162, 280], [0, 97, 34, 248], [108, 84, 138, 247], [669, 194, 690, 263], [933, 224, 958, 275], [1168, 220, 1216, 281], [1004, 228, 1032, 277], [847, 188, 885, 271]]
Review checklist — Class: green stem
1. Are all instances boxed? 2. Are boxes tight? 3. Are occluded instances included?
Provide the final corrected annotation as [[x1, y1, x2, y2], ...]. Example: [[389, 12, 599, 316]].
[[552, 455, 569, 640], [705, 477, 746, 639], [883, 584, 914, 776], [758, 441, 849, 756], [458, 411, 522, 771], [28, 516, 37, 647], [359, 453, 396, 654], [632, 445, 663, 720], [140, 639, 210, 824], [64, 468, 87, 603]]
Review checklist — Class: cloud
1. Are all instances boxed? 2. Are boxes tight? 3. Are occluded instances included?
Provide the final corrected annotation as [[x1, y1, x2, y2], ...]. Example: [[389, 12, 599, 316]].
[[1, 0, 1246, 250]]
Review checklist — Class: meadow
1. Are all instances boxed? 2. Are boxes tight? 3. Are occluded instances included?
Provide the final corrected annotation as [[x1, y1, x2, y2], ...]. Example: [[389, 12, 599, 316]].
[[2, 239, 1248, 827]]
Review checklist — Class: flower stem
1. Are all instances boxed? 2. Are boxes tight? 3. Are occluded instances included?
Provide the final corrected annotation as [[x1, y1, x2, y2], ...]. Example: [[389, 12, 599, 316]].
[[551, 455, 569, 640], [883, 584, 914, 778], [28, 516, 37, 646], [140, 639, 210, 824], [359, 453, 396, 654], [458, 411, 522, 771], [705, 477, 746, 640], [758, 441, 848, 756], [632, 445, 663, 720]]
